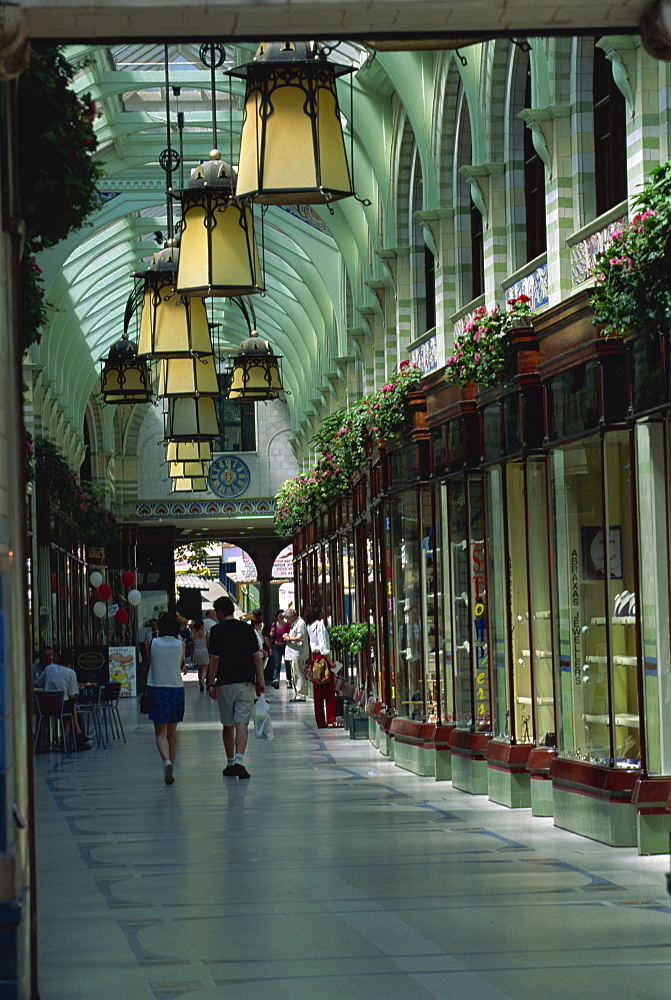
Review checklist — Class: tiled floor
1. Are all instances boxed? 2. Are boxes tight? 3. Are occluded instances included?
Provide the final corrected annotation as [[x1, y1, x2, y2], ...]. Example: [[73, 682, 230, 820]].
[[35, 678, 671, 1000]]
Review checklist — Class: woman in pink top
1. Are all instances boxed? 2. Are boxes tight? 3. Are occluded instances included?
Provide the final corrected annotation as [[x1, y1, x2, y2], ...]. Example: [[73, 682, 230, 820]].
[[270, 610, 292, 688]]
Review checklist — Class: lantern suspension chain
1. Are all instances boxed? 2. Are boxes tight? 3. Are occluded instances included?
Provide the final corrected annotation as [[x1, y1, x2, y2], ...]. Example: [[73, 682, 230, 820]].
[[160, 45, 180, 242], [199, 42, 227, 151]]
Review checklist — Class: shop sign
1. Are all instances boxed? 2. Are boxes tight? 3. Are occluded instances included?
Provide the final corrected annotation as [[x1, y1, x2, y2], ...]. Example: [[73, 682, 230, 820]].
[[470, 543, 489, 720], [109, 645, 136, 697], [73, 645, 109, 685], [571, 548, 582, 686]]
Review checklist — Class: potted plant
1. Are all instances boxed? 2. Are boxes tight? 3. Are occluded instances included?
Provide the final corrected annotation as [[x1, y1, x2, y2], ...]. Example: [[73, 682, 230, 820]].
[[445, 295, 535, 389], [591, 161, 671, 339]]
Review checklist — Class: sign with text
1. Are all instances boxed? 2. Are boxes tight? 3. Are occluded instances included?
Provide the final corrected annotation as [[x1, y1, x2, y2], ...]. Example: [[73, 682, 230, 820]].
[[109, 646, 137, 697], [73, 646, 109, 685]]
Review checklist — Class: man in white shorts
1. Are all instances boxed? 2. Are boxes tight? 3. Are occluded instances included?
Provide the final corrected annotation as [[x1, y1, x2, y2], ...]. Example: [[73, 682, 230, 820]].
[[207, 596, 264, 779]]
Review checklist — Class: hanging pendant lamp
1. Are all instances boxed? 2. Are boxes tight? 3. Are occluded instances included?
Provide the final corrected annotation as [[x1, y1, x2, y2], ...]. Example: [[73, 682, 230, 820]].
[[135, 243, 213, 358], [228, 41, 354, 205], [174, 151, 264, 298], [166, 440, 213, 463], [228, 329, 283, 401], [165, 395, 220, 442], [99, 334, 153, 404], [158, 353, 219, 397]]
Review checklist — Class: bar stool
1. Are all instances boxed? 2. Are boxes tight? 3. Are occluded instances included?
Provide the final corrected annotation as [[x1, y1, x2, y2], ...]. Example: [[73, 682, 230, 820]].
[[99, 682, 126, 743], [34, 690, 76, 753]]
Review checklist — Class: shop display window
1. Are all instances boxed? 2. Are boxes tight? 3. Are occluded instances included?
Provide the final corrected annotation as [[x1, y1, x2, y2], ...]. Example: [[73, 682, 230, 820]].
[[420, 490, 438, 721], [635, 420, 671, 774], [550, 432, 641, 768], [526, 457, 555, 745], [450, 477, 489, 731], [630, 335, 665, 415], [437, 485, 455, 723], [390, 492, 423, 719]]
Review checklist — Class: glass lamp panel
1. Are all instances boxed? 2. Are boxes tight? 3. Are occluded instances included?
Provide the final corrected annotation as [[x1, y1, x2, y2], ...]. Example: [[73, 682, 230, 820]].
[[158, 355, 219, 397], [171, 477, 208, 492], [137, 279, 212, 358], [166, 396, 219, 441], [176, 197, 263, 297], [229, 357, 282, 398], [101, 363, 151, 402], [168, 460, 209, 478], [166, 440, 212, 462], [237, 73, 351, 204]]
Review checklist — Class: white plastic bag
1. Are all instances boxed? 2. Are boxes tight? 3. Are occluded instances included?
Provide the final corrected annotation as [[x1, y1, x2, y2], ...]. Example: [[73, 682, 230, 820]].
[[254, 693, 273, 740]]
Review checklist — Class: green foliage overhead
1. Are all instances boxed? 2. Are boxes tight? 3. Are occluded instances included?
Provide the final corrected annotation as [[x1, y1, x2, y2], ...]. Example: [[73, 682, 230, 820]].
[[17, 46, 103, 350], [175, 542, 211, 575], [34, 437, 118, 545], [445, 295, 534, 388]]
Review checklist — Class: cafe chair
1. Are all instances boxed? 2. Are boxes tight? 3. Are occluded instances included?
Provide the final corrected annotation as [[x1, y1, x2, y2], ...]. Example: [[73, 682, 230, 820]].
[[76, 685, 106, 749], [99, 682, 126, 743], [34, 690, 76, 753]]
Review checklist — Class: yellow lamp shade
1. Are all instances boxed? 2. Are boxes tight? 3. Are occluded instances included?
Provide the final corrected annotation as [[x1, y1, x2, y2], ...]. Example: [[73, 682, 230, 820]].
[[174, 151, 264, 298], [227, 330, 283, 400], [168, 460, 210, 478], [166, 440, 212, 462], [229, 41, 353, 205], [171, 477, 209, 493], [165, 395, 219, 442], [135, 246, 213, 358], [100, 336, 152, 404], [158, 354, 219, 397]]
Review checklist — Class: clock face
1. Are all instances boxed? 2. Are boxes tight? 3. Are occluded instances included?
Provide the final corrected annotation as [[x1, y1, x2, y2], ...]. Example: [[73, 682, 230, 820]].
[[208, 456, 251, 498]]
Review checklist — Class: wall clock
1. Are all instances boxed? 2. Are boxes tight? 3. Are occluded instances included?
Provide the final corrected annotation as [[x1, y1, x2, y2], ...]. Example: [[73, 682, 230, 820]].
[[207, 455, 251, 498]]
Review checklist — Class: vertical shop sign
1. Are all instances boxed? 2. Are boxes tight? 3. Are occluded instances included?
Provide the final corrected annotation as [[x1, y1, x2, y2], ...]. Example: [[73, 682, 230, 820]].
[[571, 548, 582, 685], [471, 542, 489, 721]]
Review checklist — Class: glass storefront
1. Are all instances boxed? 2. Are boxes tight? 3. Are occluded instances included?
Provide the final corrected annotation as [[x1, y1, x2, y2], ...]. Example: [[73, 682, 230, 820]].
[[550, 431, 641, 769]]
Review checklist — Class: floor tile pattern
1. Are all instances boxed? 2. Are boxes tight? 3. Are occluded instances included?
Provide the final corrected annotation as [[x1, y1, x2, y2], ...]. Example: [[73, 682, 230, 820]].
[[35, 680, 671, 999]]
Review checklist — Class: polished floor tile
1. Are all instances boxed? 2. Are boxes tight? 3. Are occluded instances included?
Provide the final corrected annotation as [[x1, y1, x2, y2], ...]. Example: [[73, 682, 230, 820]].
[[35, 678, 671, 1000]]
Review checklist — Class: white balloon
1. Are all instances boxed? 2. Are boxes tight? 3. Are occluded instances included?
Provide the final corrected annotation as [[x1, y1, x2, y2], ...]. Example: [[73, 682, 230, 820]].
[[93, 601, 107, 618], [127, 589, 142, 607], [90, 571, 103, 588]]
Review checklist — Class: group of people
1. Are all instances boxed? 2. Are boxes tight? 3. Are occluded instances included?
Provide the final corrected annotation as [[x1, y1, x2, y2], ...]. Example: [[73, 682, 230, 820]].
[[34, 647, 94, 751], [145, 600, 341, 785]]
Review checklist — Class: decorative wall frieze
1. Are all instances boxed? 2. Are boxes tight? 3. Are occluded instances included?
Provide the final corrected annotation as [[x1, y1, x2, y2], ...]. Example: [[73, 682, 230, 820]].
[[133, 498, 277, 519]]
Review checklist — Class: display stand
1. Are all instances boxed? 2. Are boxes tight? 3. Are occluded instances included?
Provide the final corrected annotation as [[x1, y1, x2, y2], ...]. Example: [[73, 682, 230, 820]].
[[389, 719, 453, 780], [448, 730, 489, 794], [550, 758, 638, 846], [527, 747, 556, 816], [486, 740, 533, 808]]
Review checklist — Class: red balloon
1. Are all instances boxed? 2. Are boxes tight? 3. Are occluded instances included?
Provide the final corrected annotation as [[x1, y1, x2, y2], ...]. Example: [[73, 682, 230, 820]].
[[115, 608, 129, 624], [98, 583, 112, 601], [121, 571, 135, 588]]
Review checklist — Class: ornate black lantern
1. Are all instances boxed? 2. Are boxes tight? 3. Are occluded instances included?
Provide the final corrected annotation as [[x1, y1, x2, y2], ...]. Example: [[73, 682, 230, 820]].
[[135, 244, 213, 359], [228, 330, 283, 401], [229, 41, 354, 205], [99, 334, 153, 405]]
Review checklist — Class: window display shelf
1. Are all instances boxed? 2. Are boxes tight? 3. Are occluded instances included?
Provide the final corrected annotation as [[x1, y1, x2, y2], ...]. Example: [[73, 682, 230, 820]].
[[613, 655, 638, 666], [533, 610, 551, 619], [583, 713, 640, 728], [591, 617, 636, 626], [521, 648, 553, 659]]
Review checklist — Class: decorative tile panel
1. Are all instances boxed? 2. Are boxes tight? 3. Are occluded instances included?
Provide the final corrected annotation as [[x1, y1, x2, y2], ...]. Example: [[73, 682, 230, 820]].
[[409, 334, 438, 374], [570, 216, 627, 287], [453, 306, 484, 341], [503, 261, 549, 309], [134, 499, 276, 519]]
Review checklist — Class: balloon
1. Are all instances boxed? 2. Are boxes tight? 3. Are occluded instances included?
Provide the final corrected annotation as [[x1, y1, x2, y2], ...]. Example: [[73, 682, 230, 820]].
[[121, 571, 135, 588], [93, 601, 107, 618], [115, 608, 129, 624], [127, 589, 142, 607], [98, 583, 112, 601], [90, 571, 103, 588]]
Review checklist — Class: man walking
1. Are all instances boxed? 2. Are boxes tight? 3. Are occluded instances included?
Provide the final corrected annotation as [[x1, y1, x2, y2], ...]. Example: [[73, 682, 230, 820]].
[[283, 608, 310, 702], [207, 595, 264, 779]]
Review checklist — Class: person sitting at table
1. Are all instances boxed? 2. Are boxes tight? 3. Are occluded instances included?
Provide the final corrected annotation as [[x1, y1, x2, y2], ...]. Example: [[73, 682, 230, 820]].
[[36, 649, 92, 750]]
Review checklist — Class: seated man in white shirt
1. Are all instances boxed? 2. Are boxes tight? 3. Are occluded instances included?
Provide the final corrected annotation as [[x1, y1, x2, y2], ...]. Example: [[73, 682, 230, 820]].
[[36, 649, 92, 749]]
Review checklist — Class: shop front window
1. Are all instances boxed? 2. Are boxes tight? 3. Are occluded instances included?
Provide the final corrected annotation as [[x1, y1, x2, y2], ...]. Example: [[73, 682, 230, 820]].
[[551, 432, 640, 767], [450, 477, 489, 731], [420, 490, 438, 721], [391, 493, 423, 719], [527, 457, 555, 745], [635, 421, 671, 774], [437, 485, 454, 723]]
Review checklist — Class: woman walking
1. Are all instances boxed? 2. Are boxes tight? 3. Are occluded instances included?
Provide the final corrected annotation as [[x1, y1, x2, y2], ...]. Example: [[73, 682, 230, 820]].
[[146, 612, 187, 784], [192, 619, 209, 690], [304, 604, 338, 728], [269, 609, 291, 689]]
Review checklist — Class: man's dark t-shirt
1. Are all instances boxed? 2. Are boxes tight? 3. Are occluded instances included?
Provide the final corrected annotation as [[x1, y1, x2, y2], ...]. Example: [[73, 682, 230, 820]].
[[209, 619, 260, 685]]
